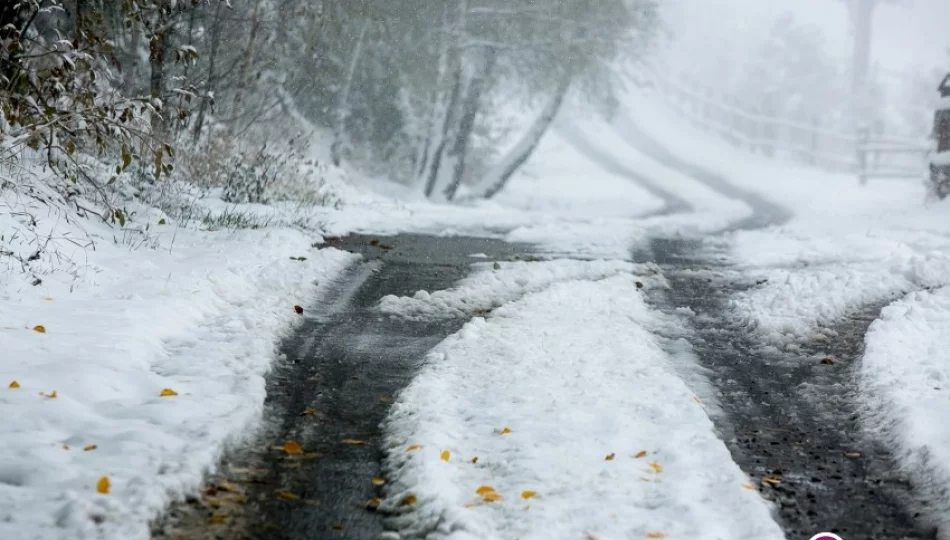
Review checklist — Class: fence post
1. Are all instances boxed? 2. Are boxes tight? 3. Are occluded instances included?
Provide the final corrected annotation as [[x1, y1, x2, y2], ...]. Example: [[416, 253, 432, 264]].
[[930, 73, 950, 198], [857, 126, 870, 185]]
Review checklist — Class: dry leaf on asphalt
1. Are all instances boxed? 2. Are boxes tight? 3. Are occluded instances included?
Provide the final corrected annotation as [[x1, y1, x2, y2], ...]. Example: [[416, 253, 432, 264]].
[[282, 441, 304, 455], [342, 439, 368, 446]]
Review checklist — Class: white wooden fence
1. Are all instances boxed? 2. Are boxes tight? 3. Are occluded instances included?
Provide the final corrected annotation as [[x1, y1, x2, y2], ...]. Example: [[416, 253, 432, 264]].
[[639, 63, 932, 183]]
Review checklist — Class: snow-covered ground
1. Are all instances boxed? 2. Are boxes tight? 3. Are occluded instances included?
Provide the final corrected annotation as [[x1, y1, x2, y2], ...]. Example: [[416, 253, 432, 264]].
[[623, 85, 950, 528], [1, 97, 763, 540], [379, 262, 784, 540], [11, 74, 950, 539], [861, 287, 950, 521], [0, 189, 357, 538], [614, 86, 950, 347]]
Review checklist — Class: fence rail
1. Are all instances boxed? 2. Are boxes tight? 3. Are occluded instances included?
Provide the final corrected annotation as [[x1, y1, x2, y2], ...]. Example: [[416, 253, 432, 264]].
[[636, 62, 932, 183]]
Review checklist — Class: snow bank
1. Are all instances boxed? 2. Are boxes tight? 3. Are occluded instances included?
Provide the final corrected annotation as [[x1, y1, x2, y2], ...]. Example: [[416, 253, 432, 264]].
[[380, 275, 783, 540], [861, 287, 950, 518], [0, 225, 356, 540], [378, 259, 663, 320]]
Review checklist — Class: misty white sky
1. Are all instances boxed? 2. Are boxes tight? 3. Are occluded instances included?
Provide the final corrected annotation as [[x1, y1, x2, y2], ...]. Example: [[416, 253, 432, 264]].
[[663, 0, 950, 74]]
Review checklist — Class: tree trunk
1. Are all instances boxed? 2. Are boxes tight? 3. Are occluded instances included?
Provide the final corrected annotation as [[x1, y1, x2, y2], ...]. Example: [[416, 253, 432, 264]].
[[423, 59, 465, 198], [331, 19, 371, 167], [149, 21, 168, 139], [480, 76, 571, 199], [230, 3, 262, 128], [441, 47, 497, 201], [192, 1, 225, 141]]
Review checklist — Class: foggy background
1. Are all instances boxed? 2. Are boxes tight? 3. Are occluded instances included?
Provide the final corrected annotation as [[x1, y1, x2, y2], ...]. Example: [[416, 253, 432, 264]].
[[662, 0, 950, 72]]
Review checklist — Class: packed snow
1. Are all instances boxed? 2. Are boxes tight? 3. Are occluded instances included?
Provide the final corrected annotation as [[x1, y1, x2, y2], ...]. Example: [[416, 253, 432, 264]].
[[380, 271, 783, 540], [861, 287, 950, 521]]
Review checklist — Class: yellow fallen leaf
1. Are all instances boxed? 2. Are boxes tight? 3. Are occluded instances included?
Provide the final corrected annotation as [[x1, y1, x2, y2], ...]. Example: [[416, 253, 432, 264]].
[[332, 522, 346, 531], [648, 462, 663, 473], [217, 482, 241, 493], [365, 497, 383, 510], [83, 444, 97, 452], [634, 450, 648, 459], [160, 388, 178, 397], [371, 477, 386, 486], [379, 396, 393, 403], [742, 483, 756, 490], [605, 453, 616, 461], [283, 441, 304, 455], [96, 476, 110, 494], [500, 427, 512, 435], [476, 485, 496, 495], [463, 501, 481, 508], [342, 439, 367, 446], [521, 490, 537, 500], [400, 495, 417, 506], [275, 490, 299, 501], [471, 457, 478, 464], [208, 515, 228, 525], [481, 492, 503, 502], [32, 325, 46, 334], [62, 444, 70, 450], [762, 475, 782, 486], [302, 452, 323, 460], [301, 408, 317, 416], [646, 533, 666, 539], [406, 444, 423, 452], [8, 381, 19, 389], [40, 390, 57, 399], [440, 450, 451, 462]]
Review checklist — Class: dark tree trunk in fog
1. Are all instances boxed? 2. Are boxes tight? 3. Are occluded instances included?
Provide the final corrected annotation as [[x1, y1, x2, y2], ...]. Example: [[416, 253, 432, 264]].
[[442, 47, 497, 201], [480, 75, 571, 200]]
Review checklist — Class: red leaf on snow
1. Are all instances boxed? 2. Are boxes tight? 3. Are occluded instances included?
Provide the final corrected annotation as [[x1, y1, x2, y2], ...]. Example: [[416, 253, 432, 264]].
[[294, 305, 304, 315]]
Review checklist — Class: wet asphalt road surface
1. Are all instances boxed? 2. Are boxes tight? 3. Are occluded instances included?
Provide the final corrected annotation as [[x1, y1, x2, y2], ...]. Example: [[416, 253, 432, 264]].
[[153, 234, 532, 540], [638, 237, 935, 540]]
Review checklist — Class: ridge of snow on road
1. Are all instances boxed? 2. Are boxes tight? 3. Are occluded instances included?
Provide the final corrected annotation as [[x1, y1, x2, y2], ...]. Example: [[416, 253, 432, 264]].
[[378, 258, 663, 320], [861, 287, 950, 519], [380, 265, 784, 540], [0, 227, 356, 540]]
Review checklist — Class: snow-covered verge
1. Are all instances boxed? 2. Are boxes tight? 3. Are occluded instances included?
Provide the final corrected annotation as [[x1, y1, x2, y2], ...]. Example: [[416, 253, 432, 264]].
[[379, 268, 783, 540], [860, 287, 950, 521], [0, 181, 357, 539]]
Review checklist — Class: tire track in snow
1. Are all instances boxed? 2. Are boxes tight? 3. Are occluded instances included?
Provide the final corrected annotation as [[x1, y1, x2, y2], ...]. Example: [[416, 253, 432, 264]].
[[153, 234, 531, 540], [638, 237, 935, 539]]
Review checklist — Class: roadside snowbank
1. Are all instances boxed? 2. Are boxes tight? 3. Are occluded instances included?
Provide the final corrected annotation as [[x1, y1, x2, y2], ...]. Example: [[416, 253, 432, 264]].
[[380, 273, 783, 540], [0, 222, 356, 540], [861, 287, 950, 519]]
